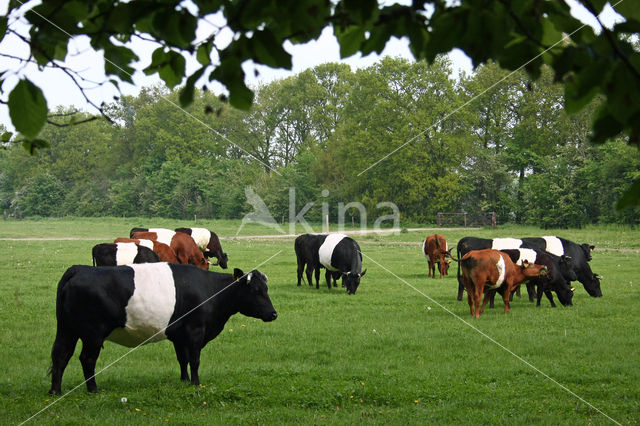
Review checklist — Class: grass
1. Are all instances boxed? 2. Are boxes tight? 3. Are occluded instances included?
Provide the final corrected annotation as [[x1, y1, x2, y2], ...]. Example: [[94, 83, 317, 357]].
[[0, 218, 638, 424]]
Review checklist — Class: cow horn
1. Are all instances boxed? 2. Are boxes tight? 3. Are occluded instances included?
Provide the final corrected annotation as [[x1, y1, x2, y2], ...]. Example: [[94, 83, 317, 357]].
[[571, 287, 575, 292]]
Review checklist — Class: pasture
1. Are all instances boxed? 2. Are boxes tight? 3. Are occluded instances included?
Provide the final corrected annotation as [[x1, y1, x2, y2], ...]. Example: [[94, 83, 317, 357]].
[[0, 218, 638, 424]]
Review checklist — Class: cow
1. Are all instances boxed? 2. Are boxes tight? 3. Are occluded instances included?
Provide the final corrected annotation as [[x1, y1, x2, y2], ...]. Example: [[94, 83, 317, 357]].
[[92, 243, 160, 266], [519, 237, 601, 297], [114, 238, 179, 264], [490, 248, 575, 308], [422, 234, 452, 278], [48, 263, 277, 394], [175, 227, 228, 269], [294, 234, 327, 289], [455, 236, 601, 300], [461, 249, 548, 318], [319, 233, 366, 295], [131, 230, 209, 270]]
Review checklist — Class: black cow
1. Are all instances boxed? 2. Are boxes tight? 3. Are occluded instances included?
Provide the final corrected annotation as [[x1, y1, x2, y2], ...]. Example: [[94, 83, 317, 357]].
[[175, 227, 228, 269], [519, 237, 601, 297], [92, 242, 160, 266], [456, 236, 601, 300], [319, 233, 366, 295], [491, 248, 575, 307], [294, 234, 327, 289], [49, 263, 277, 394]]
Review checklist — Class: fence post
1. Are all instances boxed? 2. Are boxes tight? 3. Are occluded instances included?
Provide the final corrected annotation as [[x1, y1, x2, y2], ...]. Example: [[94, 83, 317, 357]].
[[464, 213, 467, 227], [492, 212, 497, 228]]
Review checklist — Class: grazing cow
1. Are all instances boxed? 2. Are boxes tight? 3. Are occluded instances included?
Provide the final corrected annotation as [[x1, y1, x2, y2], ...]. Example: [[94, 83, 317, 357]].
[[461, 249, 547, 318], [423, 234, 452, 278], [131, 230, 209, 270], [294, 234, 327, 289], [48, 263, 277, 394], [493, 248, 575, 307], [114, 238, 179, 264], [92, 243, 160, 266], [455, 236, 601, 300], [175, 228, 228, 269], [519, 236, 601, 297], [319, 233, 366, 295]]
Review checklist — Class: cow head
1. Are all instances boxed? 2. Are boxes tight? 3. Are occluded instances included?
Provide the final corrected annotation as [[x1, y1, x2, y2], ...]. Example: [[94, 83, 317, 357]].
[[233, 268, 278, 321], [437, 257, 450, 276], [341, 269, 367, 295], [521, 260, 547, 278], [554, 280, 574, 306], [580, 243, 595, 261]]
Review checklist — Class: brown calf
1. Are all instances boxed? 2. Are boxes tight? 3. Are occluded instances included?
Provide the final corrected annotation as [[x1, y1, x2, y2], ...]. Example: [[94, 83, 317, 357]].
[[114, 238, 179, 264], [131, 231, 209, 270], [423, 234, 452, 278], [461, 249, 547, 318]]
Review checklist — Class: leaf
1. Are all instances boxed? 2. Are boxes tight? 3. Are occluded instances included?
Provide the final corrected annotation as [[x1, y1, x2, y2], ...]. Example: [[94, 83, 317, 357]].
[[196, 43, 212, 66], [251, 29, 292, 68], [21, 138, 50, 155], [616, 179, 640, 210], [590, 106, 623, 144], [336, 26, 365, 58], [613, 2, 640, 22], [179, 67, 206, 107], [8, 79, 48, 139], [1, 131, 12, 142], [0, 16, 7, 39]]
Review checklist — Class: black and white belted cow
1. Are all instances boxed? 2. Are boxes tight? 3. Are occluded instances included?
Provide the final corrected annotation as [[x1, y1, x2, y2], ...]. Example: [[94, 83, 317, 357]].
[[130, 227, 228, 269], [49, 263, 277, 394], [318, 233, 366, 295], [92, 242, 160, 266], [175, 227, 228, 269], [456, 236, 601, 301]]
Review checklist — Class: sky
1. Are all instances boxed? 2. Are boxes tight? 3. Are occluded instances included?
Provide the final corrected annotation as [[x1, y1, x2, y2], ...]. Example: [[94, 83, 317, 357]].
[[0, 1, 624, 132]]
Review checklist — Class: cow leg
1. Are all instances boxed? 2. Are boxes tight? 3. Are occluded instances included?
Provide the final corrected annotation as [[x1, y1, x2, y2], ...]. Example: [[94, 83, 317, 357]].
[[49, 333, 78, 395], [526, 282, 536, 302], [475, 286, 484, 318], [305, 264, 314, 287], [325, 270, 332, 290], [457, 282, 464, 301], [514, 286, 521, 298], [187, 337, 204, 386], [172, 340, 190, 381], [544, 290, 556, 307], [79, 338, 104, 393], [314, 266, 320, 289], [297, 261, 304, 286], [488, 289, 496, 309], [333, 272, 339, 287], [502, 287, 512, 314], [427, 260, 434, 278]]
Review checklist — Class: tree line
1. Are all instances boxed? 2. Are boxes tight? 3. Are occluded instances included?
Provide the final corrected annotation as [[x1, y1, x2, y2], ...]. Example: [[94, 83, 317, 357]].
[[1, 58, 638, 227]]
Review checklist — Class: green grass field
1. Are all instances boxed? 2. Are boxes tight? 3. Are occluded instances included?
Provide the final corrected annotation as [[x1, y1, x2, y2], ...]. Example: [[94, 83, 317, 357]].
[[1, 218, 638, 424]]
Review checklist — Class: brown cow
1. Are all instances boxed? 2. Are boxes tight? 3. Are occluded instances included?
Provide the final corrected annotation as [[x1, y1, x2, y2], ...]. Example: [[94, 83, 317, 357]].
[[114, 238, 179, 264], [461, 249, 547, 318], [423, 234, 452, 278], [131, 231, 209, 270]]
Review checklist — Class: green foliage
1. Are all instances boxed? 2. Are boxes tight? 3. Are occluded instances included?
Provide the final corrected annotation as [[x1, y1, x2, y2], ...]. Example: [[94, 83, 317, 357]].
[[1, 58, 640, 226]]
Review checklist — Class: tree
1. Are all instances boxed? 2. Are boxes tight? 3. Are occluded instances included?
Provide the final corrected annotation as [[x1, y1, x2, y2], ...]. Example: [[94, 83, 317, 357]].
[[2, 1, 640, 208]]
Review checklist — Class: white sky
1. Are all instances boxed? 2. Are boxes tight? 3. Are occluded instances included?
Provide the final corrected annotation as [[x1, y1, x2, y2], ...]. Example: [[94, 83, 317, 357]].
[[0, 1, 624, 132]]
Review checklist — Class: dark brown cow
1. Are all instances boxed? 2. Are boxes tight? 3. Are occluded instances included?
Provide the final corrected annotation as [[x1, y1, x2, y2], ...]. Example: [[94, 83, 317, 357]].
[[114, 238, 179, 264], [461, 249, 547, 318], [131, 231, 209, 270], [423, 234, 452, 278]]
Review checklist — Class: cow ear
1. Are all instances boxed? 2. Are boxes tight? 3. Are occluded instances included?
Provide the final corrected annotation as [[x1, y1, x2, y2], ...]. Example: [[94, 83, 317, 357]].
[[233, 268, 244, 281], [590, 245, 595, 251], [522, 260, 530, 268], [360, 269, 367, 277]]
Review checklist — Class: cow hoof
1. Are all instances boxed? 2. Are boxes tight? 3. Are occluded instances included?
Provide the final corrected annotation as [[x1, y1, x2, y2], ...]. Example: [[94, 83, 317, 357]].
[[48, 389, 60, 395]]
